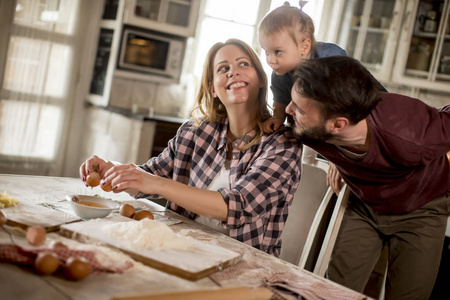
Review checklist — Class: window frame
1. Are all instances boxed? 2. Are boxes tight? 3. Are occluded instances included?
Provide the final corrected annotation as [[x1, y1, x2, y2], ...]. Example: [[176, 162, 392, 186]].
[[185, 0, 272, 77], [0, 0, 15, 89]]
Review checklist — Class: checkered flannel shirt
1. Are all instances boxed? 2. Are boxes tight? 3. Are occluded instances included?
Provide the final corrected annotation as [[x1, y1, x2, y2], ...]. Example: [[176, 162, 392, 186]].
[[137, 118, 302, 256]]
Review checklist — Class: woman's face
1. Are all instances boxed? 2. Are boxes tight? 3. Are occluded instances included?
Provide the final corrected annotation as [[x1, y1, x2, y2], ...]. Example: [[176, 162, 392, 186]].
[[211, 44, 263, 108]]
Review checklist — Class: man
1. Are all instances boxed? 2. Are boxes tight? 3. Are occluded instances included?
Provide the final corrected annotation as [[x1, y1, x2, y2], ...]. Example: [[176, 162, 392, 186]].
[[286, 56, 450, 300]]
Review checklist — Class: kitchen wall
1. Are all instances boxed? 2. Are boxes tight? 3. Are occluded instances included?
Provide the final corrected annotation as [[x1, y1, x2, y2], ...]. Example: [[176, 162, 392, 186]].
[[107, 69, 195, 120]]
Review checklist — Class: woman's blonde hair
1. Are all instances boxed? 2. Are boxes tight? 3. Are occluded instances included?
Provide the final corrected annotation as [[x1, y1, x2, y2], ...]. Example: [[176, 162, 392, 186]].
[[258, 1, 316, 51], [191, 38, 271, 148]]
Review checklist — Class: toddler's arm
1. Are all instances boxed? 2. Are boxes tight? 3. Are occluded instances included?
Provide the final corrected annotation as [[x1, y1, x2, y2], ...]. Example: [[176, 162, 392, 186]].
[[263, 102, 287, 133]]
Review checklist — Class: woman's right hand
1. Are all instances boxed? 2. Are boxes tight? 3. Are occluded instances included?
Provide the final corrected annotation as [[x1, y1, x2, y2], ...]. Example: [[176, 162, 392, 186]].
[[79, 155, 117, 186]]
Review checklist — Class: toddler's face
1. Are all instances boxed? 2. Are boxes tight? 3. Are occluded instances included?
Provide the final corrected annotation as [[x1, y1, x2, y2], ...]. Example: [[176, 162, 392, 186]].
[[259, 30, 307, 76]]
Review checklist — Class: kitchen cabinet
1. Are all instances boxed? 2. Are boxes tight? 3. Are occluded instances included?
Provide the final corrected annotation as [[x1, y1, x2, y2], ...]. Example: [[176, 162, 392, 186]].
[[392, 0, 450, 92], [324, 0, 405, 83], [323, 0, 450, 94], [80, 105, 185, 166], [88, 0, 126, 107], [150, 120, 181, 157], [87, 0, 195, 108], [80, 106, 156, 165], [122, 0, 201, 37]]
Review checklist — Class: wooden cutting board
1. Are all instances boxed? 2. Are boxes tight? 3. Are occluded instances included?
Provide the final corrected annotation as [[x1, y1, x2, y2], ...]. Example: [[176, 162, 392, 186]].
[[59, 216, 243, 281], [3, 201, 80, 232]]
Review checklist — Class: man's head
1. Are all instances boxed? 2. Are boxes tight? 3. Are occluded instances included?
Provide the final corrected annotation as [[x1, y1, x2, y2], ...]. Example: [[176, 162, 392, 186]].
[[286, 56, 382, 140]]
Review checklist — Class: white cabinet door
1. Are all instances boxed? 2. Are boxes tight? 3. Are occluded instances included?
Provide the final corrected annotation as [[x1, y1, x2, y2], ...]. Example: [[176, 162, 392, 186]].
[[81, 106, 156, 165], [325, 0, 405, 83], [392, 0, 450, 93], [122, 0, 201, 37]]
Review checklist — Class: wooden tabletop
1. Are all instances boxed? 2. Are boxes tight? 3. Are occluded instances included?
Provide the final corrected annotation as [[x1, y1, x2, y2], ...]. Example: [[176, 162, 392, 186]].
[[0, 174, 369, 300]]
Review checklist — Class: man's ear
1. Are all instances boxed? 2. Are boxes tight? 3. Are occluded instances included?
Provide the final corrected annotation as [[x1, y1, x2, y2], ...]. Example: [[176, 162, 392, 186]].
[[329, 117, 349, 134], [300, 39, 312, 57]]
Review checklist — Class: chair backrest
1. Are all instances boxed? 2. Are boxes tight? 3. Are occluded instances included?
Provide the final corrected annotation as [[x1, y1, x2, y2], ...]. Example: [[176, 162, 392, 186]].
[[311, 184, 350, 276], [279, 163, 329, 265]]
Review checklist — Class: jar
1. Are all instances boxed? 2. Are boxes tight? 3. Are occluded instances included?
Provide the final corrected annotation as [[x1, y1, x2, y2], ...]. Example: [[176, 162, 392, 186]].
[[439, 56, 450, 74], [423, 11, 438, 33], [406, 43, 432, 71]]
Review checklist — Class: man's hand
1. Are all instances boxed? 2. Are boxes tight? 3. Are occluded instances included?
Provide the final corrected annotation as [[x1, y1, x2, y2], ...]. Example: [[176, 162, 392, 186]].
[[327, 162, 344, 195]]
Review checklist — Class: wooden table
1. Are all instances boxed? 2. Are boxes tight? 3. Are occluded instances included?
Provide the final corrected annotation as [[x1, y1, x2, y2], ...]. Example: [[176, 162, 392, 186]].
[[0, 174, 369, 300]]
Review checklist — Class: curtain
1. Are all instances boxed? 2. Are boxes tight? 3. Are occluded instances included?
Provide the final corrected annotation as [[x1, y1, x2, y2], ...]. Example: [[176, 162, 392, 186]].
[[0, 0, 80, 173]]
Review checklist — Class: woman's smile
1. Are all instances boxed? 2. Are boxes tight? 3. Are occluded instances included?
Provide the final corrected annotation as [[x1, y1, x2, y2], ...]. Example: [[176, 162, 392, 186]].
[[227, 81, 248, 90]]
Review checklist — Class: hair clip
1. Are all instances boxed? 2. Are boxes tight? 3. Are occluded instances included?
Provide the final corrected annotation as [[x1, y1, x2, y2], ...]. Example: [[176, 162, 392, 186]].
[[299, 1, 308, 10]]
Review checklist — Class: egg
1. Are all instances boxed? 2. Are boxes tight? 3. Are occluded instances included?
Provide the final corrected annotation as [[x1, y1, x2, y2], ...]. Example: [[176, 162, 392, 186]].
[[134, 210, 154, 220], [34, 252, 60, 275], [50, 240, 68, 250], [86, 172, 101, 187], [64, 257, 91, 281], [100, 181, 113, 192], [119, 204, 135, 218], [0, 211, 6, 226], [26, 226, 46, 246]]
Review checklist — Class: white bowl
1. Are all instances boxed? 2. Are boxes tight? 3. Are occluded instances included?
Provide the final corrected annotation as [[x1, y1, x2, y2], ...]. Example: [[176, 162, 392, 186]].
[[66, 195, 119, 220]]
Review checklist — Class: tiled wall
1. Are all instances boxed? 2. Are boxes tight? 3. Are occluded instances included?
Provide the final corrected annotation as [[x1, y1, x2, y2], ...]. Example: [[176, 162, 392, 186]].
[[108, 75, 194, 118]]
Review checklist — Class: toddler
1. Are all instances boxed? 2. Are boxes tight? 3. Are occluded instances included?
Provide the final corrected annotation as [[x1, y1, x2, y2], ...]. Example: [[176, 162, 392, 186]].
[[258, 1, 347, 133]]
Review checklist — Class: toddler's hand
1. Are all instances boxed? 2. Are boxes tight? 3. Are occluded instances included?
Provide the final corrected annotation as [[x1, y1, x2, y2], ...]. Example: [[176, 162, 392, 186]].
[[263, 116, 284, 133]]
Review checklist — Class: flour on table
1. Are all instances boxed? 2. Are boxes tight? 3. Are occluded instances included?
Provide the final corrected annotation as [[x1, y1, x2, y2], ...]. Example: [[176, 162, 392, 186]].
[[102, 219, 192, 250]]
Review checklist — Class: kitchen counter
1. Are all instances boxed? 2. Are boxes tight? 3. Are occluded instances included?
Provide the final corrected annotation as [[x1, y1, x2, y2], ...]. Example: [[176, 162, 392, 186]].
[[98, 104, 188, 124], [0, 174, 371, 300]]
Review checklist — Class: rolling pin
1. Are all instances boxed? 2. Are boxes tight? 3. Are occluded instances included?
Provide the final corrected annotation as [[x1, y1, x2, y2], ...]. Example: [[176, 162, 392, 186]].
[[112, 286, 274, 300]]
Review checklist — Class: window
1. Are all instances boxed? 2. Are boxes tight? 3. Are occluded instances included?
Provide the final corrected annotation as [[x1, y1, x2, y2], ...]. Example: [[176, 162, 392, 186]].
[[1, 0, 78, 161], [188, 0, 270, 80], [0, 0, 99, 175], [185, 0, 325, 109]]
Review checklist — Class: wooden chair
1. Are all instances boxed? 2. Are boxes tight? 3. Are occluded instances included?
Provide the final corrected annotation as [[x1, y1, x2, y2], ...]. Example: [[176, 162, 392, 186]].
[[280, 150, 351, 278], [310, 184, 350, 276], [297, 185, 335, 270], [279, 161, 329, 265]]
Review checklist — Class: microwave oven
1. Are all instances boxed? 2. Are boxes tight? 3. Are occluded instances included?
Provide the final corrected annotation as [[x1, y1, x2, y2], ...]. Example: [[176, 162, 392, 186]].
[[117, 26, 186, 80]]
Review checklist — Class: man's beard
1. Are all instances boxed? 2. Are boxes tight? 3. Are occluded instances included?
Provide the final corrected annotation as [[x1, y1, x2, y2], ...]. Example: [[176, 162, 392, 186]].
[[293, 121, 333, 141]]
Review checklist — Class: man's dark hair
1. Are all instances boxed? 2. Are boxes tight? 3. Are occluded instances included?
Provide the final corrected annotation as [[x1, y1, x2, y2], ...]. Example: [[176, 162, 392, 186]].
[[292, 56, 382, 124]]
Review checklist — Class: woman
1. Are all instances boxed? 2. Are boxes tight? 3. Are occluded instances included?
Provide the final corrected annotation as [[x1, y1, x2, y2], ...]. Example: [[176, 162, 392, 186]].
[[79, 39, 302, 256]]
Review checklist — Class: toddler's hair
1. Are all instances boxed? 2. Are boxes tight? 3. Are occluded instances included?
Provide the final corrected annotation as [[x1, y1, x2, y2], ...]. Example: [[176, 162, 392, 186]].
[[258, 1, 316, 51]]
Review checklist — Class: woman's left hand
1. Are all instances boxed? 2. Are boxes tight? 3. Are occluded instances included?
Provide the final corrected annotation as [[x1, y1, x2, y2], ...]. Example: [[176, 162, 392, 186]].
[[102, 163, 160, 195]]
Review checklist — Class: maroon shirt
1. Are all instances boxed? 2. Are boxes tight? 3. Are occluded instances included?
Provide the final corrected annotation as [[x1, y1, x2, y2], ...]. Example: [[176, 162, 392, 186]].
[[304, 92, 450, 214]]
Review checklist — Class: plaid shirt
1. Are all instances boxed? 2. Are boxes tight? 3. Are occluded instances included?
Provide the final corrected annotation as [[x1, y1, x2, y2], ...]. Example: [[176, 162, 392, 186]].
[[137, 118, 302, 256]]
